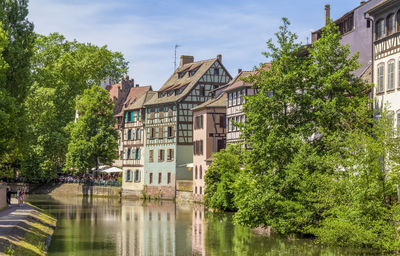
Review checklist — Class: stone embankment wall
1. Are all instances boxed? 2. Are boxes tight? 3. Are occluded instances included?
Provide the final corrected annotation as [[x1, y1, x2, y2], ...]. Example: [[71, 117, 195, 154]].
[[31, 183, 121, 198]]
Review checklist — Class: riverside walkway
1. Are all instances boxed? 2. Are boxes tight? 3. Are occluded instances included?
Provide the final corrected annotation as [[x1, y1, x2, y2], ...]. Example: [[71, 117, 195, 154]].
[[0, 199, 56, 256]]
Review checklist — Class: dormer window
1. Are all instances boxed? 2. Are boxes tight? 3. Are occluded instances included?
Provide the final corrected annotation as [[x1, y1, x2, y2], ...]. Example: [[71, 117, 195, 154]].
[[387, 14, 395, 35], [168, 90, 174, 96], [376, 19, 385, 40], [178, 71, 186, 79], [189, 68, 199, 77]]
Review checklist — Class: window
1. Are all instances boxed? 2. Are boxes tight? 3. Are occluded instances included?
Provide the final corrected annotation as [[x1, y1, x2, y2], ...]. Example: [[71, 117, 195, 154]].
[[158, 173, 162, 184], [387, 14, 395, 35], [150, 128, 155, 139], [200, 187, 202, 195], [126, 148, 131, 160], [158, 149, 165, 162], [194, 140, 203, 155], [199, 166, 203, 179], [388, 61, 395, 90], [134, 170, 141, 183], [168, 126, 174, 138], [125, 112, 129, 123], [228, 93, 232, 107], [178, 71, 186, 79], [199, 86, 205, 96], [135, 148, 141, 160], [398, 12, 400, 32], [149, 173, 153, 184], [397, 112, 400, 135], [377, 64, 385, 93], [233, 91, 237, 105], [167, 173, 171, 184], [195, 115, 203, 129], [220, 115, 226, 128], [217, 139, 225, 152], [149, 150, 154, 162], [376, 19, 385, 40], [136, 128, 141, 140], [158, 127, 163, 139], [213, 68, 219, 75], [127, 129, 132, 140], [195, 166, 198, 179], [167, 149, 174, 161], [168, 107, 173, 117], [126, 170, 133, 182], [195, 186, 197, 194]]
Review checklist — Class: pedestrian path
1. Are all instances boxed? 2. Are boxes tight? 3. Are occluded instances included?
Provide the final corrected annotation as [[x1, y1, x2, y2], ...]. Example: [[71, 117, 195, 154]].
[[0, 198, 56, 255]]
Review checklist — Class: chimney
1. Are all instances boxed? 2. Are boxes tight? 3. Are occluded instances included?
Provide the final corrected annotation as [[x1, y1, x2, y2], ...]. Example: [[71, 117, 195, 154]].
[[238, 68, 242, 74], [180, 55, 194, 66], [325, 4, 330, 26], [217, 54, 222, 62]]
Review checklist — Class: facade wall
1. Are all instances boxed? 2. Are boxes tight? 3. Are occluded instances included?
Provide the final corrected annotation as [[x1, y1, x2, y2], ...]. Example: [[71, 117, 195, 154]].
[[371, 4, 400, 125], [226, 87, 255, 144], [339, 0, 380, 77], [193, 106, 226, 202], [122, 108, 146, 193]]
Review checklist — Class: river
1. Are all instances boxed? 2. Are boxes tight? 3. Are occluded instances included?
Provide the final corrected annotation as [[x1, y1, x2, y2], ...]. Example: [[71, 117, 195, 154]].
[[25, 194, 377, 256]]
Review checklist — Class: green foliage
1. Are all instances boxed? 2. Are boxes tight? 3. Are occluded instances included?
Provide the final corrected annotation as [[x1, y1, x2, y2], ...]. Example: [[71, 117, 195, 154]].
[[21, 33, 127, 181], [204, 144, 243, 211], [0, 0, 34, 171], [205, 18, 400, 251], [65, 85, 119, 174]]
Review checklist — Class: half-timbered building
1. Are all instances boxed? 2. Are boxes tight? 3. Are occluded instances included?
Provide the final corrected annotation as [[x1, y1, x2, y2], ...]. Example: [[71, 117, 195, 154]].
[[118, 86, 155, 197], [366, 0, 400, 124], [143, 55, 232, 199]]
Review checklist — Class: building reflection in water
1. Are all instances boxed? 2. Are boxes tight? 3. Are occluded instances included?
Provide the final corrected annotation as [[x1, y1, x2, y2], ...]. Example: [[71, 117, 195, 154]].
[[119, 200, 177, 255], [192, 204, 205, 256]]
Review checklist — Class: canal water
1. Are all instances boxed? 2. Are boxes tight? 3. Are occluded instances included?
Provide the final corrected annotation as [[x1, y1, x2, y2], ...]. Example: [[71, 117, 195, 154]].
[[26, 195, 377, 256]]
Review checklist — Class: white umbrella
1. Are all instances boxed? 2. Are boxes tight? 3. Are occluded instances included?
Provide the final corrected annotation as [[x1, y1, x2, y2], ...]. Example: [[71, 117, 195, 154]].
[[101, 167, 123, 173]]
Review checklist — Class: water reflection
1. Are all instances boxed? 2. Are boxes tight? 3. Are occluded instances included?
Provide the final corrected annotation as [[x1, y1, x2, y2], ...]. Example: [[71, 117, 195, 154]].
[[25, 195, 377, 256]]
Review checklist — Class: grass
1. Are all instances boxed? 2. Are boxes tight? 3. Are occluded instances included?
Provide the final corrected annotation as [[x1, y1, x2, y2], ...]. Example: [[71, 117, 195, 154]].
[[3, 205, 56, 256]]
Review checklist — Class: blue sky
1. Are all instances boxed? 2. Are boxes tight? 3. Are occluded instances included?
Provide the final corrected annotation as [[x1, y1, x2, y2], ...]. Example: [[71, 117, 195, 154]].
[[28, 0, 367, 90]]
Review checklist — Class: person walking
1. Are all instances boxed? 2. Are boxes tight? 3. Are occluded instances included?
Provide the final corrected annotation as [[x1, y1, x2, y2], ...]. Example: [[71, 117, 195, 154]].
[[6, 188, 11, 206], [20, 188, 25, 206], [16, 188, 21, 206]]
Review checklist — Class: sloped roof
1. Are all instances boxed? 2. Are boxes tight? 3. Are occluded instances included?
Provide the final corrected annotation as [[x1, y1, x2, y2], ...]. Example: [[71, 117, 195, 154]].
[[192, 93, 227, 112], [123, 85, 152, 106], [115, 86, 153, 116], [366, 0, 396, 15], [224, 63, 271, 92], [144, 58, 218, 106], [126, 91, 157, 111]]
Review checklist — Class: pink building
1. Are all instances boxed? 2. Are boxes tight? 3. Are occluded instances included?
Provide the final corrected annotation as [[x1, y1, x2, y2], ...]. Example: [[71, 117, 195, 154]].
[[192, 94, 227, 202]]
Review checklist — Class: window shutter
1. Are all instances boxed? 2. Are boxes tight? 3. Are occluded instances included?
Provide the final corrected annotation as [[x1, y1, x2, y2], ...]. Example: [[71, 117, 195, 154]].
[[125, 112, 129, 123], [138, 170, 141, 182], [125, 130, 128, 141], [130, 170, 133, 181], [137, 110, 140, 120], [130, 148, 134, 159], [138, 148, 141, 160]]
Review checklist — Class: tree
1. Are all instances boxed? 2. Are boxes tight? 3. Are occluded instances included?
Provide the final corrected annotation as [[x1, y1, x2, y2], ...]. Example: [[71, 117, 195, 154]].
[[66, 85, 119, 174], [204, 144, 243, 211], [234, 19, 372, 236], [20, 33, 127, 181], [0, 0, 35, 172]]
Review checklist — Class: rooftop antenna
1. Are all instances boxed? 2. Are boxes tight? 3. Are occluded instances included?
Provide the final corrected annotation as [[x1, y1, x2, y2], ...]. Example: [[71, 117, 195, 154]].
[[174, 44, 181, 71]]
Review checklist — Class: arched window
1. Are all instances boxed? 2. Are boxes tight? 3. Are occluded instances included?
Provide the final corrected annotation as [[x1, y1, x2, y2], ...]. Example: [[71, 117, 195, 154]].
[[195, 186, 198, 194], [195, 166, 198, 179], [200, 187, 202, 195], [387, 14, 395, 35], [376, 19, 385, 40], [199, 166, 203, 179]]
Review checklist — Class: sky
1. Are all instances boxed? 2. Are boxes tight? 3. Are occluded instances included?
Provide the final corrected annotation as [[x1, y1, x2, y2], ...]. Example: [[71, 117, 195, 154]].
[[28, 0, 367, 90]]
